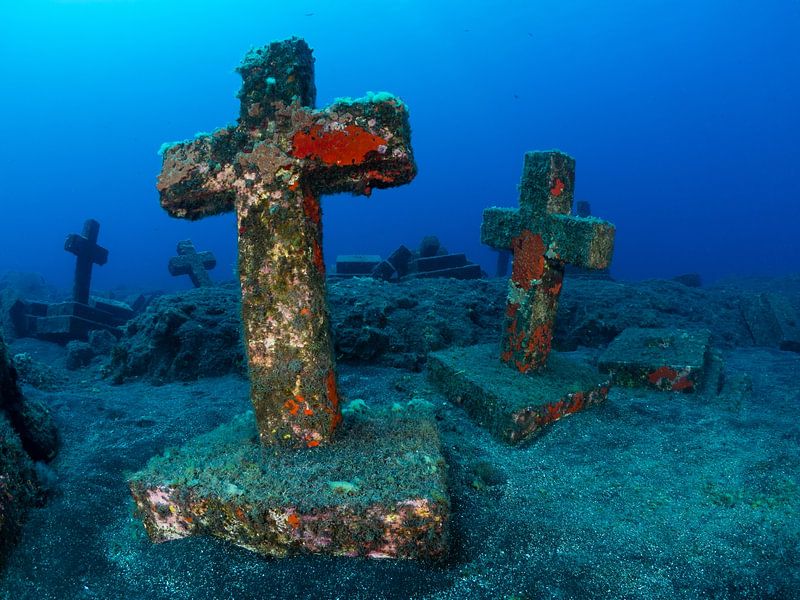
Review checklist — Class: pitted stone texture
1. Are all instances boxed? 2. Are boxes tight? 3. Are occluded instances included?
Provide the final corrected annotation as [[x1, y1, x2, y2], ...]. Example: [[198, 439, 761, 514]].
[[0, 330, 51, 566], [129, 405, 449, 561], [740, 293, 800, 353], [0, 414, 39, 568], [107, 287, 245, 384], [428, 344, 610, 445], [109, 281, 506, 382], [157, 37, 416, 447], [108, 278, 758, 383], [598, 328, 712, 392], [482, 151, 615, 373], [555, 278, 750, 350], [1, 332, 58, 462]]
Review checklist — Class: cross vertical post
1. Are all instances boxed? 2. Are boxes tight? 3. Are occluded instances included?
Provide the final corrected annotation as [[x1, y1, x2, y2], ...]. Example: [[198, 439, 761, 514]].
[[156, 38, 416, 447], [64, 219, 108, 305], [481, 151, 615, 373]]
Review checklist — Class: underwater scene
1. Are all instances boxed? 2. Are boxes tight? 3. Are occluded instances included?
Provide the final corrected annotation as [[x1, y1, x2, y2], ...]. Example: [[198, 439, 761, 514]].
[[0, 1, 799, 598]]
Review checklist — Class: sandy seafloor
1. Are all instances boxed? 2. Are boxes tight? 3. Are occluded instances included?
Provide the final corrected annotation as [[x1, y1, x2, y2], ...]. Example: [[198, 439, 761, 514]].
[[0, 337, 798, 599]]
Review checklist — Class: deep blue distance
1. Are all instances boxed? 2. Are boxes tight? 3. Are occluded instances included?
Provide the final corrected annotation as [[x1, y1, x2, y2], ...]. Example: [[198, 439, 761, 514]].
[[1, 0, 798, 292]]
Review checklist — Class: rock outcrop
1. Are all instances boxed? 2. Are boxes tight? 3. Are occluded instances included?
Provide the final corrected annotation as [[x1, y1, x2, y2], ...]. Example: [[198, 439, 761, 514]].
[[0, 329, 58, 566], [106, 277, 760, 383]]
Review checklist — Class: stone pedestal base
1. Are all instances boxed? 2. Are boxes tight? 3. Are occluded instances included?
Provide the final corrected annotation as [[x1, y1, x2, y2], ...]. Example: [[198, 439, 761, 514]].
[[427, 344, 610, 445], [12, 300, 132, 342], [599, 327, 711, 392], [129, 404, 449, 561]]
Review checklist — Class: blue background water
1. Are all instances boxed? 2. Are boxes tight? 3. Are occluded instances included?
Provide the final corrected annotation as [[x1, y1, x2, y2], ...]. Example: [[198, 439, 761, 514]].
[[1, 0, 797, 292]]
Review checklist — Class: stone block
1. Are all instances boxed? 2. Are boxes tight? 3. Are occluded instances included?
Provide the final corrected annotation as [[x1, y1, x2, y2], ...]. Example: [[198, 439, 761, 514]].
[[598, 327, 711, 392], [427, 343, 610, 444], [34, 314, 119, 343], [129, 404, 449, 560], [370, 260, 396, 281], [92, 298, 135, 323], [20, 301, 128, 343], [415, 253, 467, 273], [740, 293, 800, 352], [336, 255, 382, 276], [386, 245, 413, 276], [408, 264, 483, 280], [741, 294, 779, 346], [765, 294, 800, 352]]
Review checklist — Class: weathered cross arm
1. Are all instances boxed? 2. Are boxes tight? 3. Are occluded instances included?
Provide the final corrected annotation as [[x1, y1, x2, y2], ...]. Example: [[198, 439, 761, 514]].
[[545, 214, 615, 270], [291, 96, 416, 196], [157, 126, 241, 220], [481, 207, 521, 249], [481, 209, 615, 270], [64, 219, 108, 266]]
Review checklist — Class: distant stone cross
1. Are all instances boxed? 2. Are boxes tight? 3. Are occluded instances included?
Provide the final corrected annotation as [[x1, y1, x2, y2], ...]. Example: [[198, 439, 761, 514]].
[[481, 151, 615, 372], [64, 219, 108, 305], [157, 38, 416, 447], [168, 240, 216, 287]]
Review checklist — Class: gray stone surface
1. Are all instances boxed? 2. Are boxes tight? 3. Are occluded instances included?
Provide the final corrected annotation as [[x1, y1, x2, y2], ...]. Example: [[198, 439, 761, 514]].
[[1, 332, 58, 462], [65, 341, 94, 371], [555, 278, 750, 350], [429, 344, 610, 444], [106, 276, 765, 383], [107, 286, 246, 383], [740, 292, 800, 352], [335, 255, 382, 276], [598, 327, 711, 392], [0, 330, 55, 566], [1, 348, 800, 597]]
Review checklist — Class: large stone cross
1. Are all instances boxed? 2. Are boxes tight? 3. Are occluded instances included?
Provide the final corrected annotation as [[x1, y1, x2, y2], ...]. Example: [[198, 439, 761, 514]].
[[65, 219, 108, 305], [157, 38, 416, 447], [168, 240, 216, 287], [481, 151, 615, 373]]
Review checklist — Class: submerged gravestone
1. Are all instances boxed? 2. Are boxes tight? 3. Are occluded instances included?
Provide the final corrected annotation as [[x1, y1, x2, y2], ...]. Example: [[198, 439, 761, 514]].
[[409, 252, 483, 280], [13, 219, 132, 342], [65, 219, 108, 304], [168, 240, 216, 287], [599, 327, 712, 392], [429, 151, 616, 444], [335, 254, 382, 277], [129, 38, 449, 560]]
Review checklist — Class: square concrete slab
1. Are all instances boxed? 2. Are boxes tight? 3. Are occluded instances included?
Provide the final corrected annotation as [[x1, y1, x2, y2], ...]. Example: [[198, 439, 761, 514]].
[[427, 343, 610, 445], [335, 255, 383, 275], [129, 403, 449, 561], [598, 327, 711, 392]]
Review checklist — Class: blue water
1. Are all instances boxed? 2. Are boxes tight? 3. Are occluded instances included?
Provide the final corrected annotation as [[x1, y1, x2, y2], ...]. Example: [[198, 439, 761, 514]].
[[1, 0, 798, 291]]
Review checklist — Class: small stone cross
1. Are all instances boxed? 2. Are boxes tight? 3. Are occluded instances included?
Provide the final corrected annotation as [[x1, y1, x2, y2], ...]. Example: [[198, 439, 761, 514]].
[[64, 219, 108, 305], [481, 151, 615, 372], [168, 240, 216, 287], [156, 38, 416, 447]]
